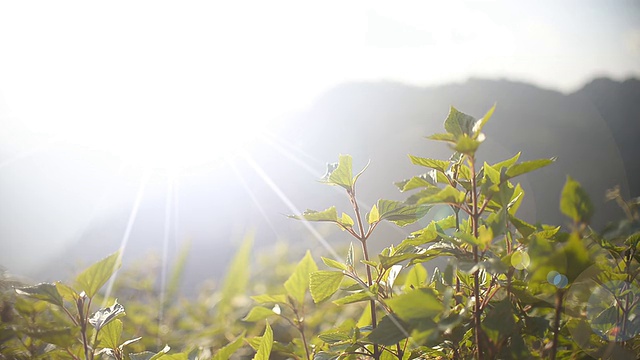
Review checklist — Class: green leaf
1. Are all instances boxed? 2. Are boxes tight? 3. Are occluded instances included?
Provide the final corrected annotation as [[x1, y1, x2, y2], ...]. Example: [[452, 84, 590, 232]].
[[75, 251, 121, 298], [368, 314, 411, 345], [321, 257, 347, 271], [428, 133, 456, 142], [253, 322, 273, 360], [377, 199, 430, 226], [386, 288, 443, 321], [129, 345, 170, 360], [289, 207, 338, 222], [481, 298, 516, 344], [15, 283, 64, 307], [560, 176, 594, 223], [509, 214, 536, 238], [409, 156, 449, 173], [339, 213, 354, 228], [55, 282, 78, 303], [453, 134, 483, 155], [332, 291, 373, 305], [89, 300, 125, 331], [320, 155, 353, 191], [24, 327, 76, 348], [309, 271, 344, 303], [284, 251, 318, 304], [367, 204, 380, 224], [504, 158, 555, 179], [97, 319, 123, 350], [218, 233, 253, 318], [493, 152, 521, 171], [212, 332, 245, 360], [444, 106, 477, 138], [403, 263, 427, 291], [346, 242, 355, 269], [416, 185, 466, 205], [243, 306, 277, 322], [472, 103, 495, 139], [395, 172, 440, 192], [251, 294, 288, 304]]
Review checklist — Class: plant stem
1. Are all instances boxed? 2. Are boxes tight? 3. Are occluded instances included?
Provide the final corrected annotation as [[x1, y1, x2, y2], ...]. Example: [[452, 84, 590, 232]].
[[469, 157, 484, 360], [348, 190, 379, 360], [550, 289, 564, 360]]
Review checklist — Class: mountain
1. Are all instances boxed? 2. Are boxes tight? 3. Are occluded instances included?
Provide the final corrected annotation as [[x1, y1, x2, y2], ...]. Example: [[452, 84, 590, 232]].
[[12, 77, 639, 292]]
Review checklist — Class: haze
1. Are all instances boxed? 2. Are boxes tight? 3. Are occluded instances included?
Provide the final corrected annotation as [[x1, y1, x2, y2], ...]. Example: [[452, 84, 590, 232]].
[[1, 1, 639, 283]]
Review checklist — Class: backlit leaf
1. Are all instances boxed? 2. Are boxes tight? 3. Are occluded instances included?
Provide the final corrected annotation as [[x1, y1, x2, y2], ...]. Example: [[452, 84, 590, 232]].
[[504, 158, 555, 179], [284, 251, 318, 304], [253, 322, 273, 360], [76, 251, 121, 298], [97, 319, 123, 350], [15, 283, 64, 307], [212, 332, 245, 360], [409, 156, 449, 173], [243, 306, 277, 322], [320, 155, 353, 191], [89, 300, 125, 331], [386, 288, 443, 321], [310, 271, 344, 303], [377, 199, 430, 226], [560, 176, 594, 224], [290, 207, 338, 222]]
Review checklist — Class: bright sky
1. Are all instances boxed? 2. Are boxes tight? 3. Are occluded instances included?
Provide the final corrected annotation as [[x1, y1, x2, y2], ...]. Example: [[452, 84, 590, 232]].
[[0, 1, 639, 275], [1, 0, 639, 168]]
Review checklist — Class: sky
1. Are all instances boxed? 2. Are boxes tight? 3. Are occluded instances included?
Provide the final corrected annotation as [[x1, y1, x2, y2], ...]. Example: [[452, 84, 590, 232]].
[[0, 1, 639, 276]]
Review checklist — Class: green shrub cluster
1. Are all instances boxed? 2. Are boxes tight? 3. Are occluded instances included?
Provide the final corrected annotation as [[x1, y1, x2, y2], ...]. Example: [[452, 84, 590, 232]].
[[1, 105, 639, 359]]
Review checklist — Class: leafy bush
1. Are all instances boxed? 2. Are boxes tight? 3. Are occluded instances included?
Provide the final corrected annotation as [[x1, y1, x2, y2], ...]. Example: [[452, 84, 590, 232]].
[[1, 105, 639, 359]]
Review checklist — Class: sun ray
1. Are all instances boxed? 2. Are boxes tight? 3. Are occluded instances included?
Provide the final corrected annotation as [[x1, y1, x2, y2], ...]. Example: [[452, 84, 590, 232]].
[[102, 169, 151, 304], [157, 175, 174, 346], [242, 154, 342, 262], [228, 159, 281, 238]]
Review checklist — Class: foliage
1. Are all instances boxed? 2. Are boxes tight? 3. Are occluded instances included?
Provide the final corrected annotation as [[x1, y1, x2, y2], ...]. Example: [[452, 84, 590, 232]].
[[1, 104, 639, 359]]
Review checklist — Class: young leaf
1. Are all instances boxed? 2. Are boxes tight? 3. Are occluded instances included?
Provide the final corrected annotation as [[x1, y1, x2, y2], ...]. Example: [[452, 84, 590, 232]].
[[309, 271, 344, 303], [98, 319, 123, 350], [320, 155, 353, 191], [129, 345, 170, 360], [367, 204, 380, 224], [453, 134, 483, 155], [253, 322, 273, 360], [386, 288, 443, 321], [75, 251, 121, 298], [377, 199, 430, 226], [346, 242, 355, 269], [409, 156, 449, 173], [289, 207, 338, 222], [472, 103, 496, 139], [415, 186, 465, 205], [284, 250, 318, 304], [333, 291, 374, 306], [251, 294, 288, 304], [444, 106, 477, 138], [89, 300, 125, 331], [368, 314, 411, 345], [243, 306, 277, 322], [212, 332, 245, 360], [15, 283, 64, 308], [504, 158, 555, 179], [560, 176, 594, 224], [403, 263, 427, 291], [339, 213, 354, 228], [321, 257, 347, 271]]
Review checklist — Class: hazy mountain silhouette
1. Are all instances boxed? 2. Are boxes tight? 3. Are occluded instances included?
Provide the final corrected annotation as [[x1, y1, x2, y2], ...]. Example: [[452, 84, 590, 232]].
[[24, 76, 640, 292]]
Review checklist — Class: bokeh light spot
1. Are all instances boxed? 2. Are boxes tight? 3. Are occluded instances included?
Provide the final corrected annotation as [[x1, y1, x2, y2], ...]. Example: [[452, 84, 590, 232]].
[[510, 250, 530, 270]]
